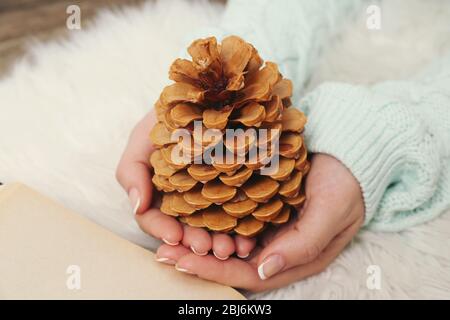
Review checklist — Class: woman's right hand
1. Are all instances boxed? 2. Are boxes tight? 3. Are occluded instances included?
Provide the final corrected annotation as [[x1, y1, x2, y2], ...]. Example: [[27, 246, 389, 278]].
[[116, 111, 256, 261]]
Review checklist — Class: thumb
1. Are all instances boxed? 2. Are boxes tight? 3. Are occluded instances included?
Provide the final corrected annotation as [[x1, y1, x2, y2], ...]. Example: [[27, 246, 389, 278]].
[[256, 198, 340, 280], [116, 112, 156, 214], [116, 159, 153, 215]]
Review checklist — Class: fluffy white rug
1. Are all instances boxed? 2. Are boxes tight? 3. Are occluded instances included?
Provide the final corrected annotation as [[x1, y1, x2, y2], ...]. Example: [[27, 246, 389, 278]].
[[1, 0, 449, 299]]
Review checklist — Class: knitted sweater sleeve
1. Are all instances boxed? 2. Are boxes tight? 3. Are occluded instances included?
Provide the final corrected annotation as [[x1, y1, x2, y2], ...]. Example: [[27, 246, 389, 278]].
[[301, 56, 450, 231]]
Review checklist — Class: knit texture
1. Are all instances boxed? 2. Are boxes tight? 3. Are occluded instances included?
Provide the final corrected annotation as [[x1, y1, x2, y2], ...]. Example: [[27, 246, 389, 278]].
[[194, 0, 450, 231], [302, 75, 450, 230]]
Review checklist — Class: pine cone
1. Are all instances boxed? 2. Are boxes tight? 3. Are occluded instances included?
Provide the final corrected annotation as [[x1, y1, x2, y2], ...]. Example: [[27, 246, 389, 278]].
[[149, 36, 309, 238]]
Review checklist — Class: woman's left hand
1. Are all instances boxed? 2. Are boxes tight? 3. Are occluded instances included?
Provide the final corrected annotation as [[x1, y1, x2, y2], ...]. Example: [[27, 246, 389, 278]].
[[155, 154, 365, 292]]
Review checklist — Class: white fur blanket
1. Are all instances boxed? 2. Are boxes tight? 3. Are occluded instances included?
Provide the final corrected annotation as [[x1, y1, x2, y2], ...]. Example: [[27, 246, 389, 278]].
[[1, 0, 449, 299]]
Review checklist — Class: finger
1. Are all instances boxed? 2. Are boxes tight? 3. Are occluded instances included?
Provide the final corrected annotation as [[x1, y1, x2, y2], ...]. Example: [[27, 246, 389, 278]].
[[234, 235, 256, 259], [256, 198, 347, 280], [259, 219, 296, 248], [182, 225, 212, 256], [156, 244, 191, 265], [212, 233, 235, 260], [116, 111, 156, 214], [175, 253, 262, 290], [135, 208, 183, 245]]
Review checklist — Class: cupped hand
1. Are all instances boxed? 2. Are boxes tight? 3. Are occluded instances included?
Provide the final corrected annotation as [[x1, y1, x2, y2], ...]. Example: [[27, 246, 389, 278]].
[[116, 111, 256, 258], [155, 153, 365, 292]]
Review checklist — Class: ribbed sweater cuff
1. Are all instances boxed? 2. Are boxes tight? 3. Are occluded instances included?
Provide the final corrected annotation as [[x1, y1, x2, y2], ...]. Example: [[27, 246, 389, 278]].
[[300, 82, 409, 226]]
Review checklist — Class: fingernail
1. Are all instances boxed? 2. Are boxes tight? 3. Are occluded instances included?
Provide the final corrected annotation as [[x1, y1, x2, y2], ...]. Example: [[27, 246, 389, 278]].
[[128, 188, 141, 215], [175, 264, 194, 274], [237, 252, 249, 259], [191, 246, 208, 256], [156, 257, 176, 265], [162, 238, 179, 246], [257, 254, 285, 280], [213, 251, 229, 261]]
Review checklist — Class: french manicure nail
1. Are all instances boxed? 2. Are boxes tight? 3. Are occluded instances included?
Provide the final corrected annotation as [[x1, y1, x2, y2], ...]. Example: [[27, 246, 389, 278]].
[[175, 264, 194, 274], [156, 257, 176, 265], [191, 246, 208, 256], [128, 188, 141, 215], [162, 238, 179, 246], [257, 254, 285, 280], [237, 252, 249, 259], [213, 251, 229, 261]]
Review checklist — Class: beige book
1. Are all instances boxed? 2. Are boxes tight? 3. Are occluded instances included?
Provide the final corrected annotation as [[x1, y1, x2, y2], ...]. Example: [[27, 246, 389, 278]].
[[0, 183, 244, 300]]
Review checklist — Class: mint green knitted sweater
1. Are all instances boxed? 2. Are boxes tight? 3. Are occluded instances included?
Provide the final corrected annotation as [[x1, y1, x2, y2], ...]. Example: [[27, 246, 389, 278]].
[[188, 0, 450, 231]]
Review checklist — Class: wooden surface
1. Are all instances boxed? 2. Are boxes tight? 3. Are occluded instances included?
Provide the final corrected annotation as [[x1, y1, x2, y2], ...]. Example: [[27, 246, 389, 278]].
[[0, 0, 145, 75]]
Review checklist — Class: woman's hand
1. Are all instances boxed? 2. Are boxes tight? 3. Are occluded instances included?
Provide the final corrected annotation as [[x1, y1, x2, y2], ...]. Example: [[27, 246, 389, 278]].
[[115, 110, 183, 245], [155, 154, 365, 292], [116, 111, 256, 258]]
